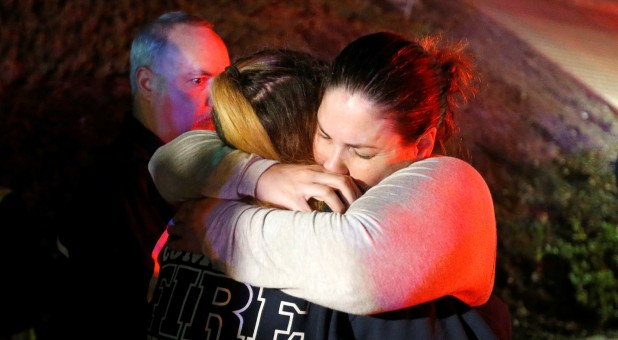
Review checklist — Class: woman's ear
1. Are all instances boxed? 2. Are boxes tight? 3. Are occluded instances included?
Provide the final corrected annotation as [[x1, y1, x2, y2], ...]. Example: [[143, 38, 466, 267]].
[[416, 127, 437, 159], [136, 67, 155, 101]]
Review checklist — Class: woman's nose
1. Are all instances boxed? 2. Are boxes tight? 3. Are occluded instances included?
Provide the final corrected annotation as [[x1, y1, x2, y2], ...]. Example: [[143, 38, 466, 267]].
[[322, 153, 349, 175]]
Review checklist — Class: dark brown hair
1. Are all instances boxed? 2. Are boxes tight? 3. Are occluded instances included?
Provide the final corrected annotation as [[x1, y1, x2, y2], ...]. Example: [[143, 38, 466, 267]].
[[329, 32, 476, 153]]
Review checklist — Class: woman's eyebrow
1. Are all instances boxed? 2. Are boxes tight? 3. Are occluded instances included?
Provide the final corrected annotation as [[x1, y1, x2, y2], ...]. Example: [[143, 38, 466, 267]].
[[318, 123, 376, 149]]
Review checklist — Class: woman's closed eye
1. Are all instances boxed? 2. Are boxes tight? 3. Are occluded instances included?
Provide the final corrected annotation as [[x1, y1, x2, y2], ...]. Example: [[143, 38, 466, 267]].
[[353, 149, 374, 159]]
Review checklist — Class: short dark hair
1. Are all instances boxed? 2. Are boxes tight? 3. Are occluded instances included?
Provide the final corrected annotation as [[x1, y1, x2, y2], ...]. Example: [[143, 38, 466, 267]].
[[129, 11, 213, 93]]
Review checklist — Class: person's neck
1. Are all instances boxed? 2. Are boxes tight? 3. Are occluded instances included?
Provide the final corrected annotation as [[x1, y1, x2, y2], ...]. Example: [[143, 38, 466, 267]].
[[133, 104, 162, 140]]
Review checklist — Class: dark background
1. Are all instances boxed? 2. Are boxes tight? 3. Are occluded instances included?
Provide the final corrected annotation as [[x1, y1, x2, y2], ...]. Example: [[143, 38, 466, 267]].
[[1, 0, 617, 338]]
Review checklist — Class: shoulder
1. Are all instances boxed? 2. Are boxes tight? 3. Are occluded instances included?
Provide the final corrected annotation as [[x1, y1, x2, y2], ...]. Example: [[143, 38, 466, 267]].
[[388, 156, 493, 205], [412, 155, 477, 171], [153, 129, 225, 160], [392, 156, 486, 184], [411, 156, 487, 184], [417, 156, 495, 221], [175, 129, 220, 142]]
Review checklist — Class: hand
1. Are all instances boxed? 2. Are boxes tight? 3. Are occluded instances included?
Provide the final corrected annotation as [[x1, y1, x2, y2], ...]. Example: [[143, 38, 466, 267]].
[[255, 164, 361, 213], [166, 197, 222, 253]]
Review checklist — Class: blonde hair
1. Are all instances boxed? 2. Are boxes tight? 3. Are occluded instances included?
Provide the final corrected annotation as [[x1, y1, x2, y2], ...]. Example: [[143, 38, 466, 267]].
[[211, 69, 280, 161], [209, 49, 329, 209]]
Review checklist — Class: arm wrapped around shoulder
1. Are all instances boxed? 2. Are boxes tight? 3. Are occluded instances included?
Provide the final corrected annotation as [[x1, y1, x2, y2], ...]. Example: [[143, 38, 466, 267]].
[[351, 156, 496, 312], [201, 156, 497, 314], [148, 130, 278, 204]]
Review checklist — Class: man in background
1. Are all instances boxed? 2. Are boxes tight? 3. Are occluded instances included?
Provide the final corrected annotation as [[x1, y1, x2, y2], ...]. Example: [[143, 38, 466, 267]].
[[53, 11, 229, 338]]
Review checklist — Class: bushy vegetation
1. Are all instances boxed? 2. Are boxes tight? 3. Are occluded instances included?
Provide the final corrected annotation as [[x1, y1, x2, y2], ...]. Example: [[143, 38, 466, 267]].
[[494, 151, 618, 337], [541, 152, 617, 331]]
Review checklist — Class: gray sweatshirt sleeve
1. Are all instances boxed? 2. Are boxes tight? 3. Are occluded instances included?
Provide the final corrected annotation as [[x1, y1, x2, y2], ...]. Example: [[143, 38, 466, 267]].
[[202, 157, 497, 315], [148, 130, 277, 204]]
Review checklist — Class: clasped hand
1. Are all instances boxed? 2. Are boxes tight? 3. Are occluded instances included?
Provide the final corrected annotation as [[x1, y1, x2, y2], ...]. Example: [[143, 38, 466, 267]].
[[256, 163, 361, 213], [167, 163, 361, 252]]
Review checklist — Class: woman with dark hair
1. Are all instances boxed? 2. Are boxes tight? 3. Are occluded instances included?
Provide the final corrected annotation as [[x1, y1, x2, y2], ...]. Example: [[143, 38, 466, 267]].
[[151, 32, 511, 339]]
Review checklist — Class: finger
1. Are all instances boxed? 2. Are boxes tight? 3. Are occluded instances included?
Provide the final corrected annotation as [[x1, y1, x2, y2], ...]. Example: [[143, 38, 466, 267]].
[[332, 177, 362, 207], [322, 197, 345, 213], [319, 192, 346, 213], [306, 172, 361, 208], [305, 185, 346, 213]]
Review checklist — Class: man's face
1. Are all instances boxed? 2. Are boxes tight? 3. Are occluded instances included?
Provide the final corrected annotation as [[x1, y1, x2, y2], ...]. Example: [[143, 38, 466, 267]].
[[152, 24, 230, 142]]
